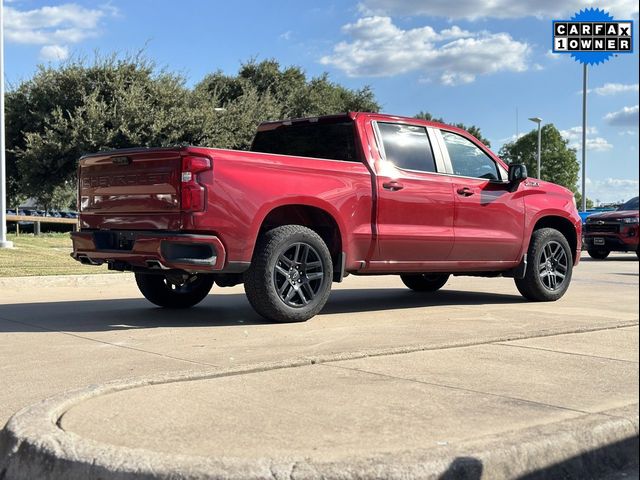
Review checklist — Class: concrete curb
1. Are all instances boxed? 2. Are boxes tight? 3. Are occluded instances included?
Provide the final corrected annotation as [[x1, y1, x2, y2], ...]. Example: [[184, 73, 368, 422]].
[[1, 357, 638, 480], [0, 273, 132, 289]]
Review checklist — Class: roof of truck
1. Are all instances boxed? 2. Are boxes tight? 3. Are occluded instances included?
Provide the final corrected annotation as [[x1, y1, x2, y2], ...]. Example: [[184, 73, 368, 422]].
[[257, 112, 458, 132]]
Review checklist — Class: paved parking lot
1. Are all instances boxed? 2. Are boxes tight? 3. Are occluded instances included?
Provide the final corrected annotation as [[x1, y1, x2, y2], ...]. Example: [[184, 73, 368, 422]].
[[0, 252, 638, 478], [0, 253, 638, 426]]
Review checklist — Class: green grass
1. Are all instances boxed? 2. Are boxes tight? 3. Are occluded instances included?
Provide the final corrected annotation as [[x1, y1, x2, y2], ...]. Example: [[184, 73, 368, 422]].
[[0, 233, 112, 277]]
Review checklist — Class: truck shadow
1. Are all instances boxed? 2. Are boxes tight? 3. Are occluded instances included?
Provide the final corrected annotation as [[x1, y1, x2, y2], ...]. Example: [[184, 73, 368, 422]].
[[580, 255, 638, 262], [0, 288, 524, 333], [322, 288, 524, 315]]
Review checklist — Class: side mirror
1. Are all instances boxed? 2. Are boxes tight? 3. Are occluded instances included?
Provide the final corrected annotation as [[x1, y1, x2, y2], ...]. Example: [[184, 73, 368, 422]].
[[508, 164, 528, 184]]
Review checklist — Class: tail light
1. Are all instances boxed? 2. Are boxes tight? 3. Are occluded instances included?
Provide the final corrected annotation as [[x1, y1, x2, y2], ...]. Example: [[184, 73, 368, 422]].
[[181, 155, 211, 212]]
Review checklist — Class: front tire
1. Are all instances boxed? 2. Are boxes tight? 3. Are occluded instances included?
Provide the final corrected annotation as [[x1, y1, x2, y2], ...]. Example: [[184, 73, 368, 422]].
[[135, 273, 214, 308], [244, 225, 333, 323], [400, 273, 450, 292], [515, 228, 573, 302], [587, 248, 610, 260]]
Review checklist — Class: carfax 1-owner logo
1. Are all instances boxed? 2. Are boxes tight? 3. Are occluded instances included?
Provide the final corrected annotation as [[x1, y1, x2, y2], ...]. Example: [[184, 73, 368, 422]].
[[553, 8, 633, 64]]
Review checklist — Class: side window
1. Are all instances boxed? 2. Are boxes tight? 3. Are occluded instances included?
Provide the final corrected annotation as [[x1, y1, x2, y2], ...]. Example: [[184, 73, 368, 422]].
[[377, 122, 437, 173], [442, 131, 500, 180]]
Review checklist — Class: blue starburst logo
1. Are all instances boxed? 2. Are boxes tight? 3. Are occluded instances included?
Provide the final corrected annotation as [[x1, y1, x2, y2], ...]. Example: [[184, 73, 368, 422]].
[[571, 9, 615, 65], [552, 8, 633, 65]]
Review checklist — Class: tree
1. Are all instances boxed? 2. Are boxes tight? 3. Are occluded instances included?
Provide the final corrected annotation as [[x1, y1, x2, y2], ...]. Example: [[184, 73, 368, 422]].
[[196, 59, 379, 120], [499, 124, 580, 193], [574, 191, 594, 209], [414, 111, 491, 147]]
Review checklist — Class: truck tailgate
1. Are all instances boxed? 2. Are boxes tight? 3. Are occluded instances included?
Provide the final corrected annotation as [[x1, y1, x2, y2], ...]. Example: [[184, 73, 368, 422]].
[[78, 148, 183, 230]]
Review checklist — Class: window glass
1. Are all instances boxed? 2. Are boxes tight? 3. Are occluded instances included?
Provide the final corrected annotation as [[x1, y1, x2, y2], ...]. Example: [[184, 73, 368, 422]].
[[378, 122, 436, 173], [251, 121, 359, 162], [442, 131, 500, 180]]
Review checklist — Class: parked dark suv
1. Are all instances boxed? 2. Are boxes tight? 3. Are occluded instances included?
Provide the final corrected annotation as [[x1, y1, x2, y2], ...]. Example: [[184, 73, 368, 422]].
[[584, 196, 639, 259]]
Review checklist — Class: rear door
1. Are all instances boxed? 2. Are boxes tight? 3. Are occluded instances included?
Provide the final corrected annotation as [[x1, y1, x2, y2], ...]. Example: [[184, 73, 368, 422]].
[[436, 129, 525, 262], [79, 148, 183, 230], [371, 121, 455, 264]]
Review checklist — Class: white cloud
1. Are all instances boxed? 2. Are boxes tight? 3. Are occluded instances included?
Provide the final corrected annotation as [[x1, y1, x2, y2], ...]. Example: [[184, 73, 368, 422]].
[[4, 3, 117, 60], [279, 31, 292, 41], [546, 50, 562, 60], [591, 83, 639, 96], [585, 178, 640, 204], [320, 16, 530, 85], [560, 126, 613, 151], [39, 44, 70, 61], [499, 133, 526, 144], [359, 0, 638, 20], [604, 105, 640, 127]]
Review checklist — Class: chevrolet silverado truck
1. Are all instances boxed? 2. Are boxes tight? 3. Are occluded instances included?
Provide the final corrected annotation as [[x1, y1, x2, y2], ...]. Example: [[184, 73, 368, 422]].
[[584, 196, 639, 259], [71, 112, 582, 322]]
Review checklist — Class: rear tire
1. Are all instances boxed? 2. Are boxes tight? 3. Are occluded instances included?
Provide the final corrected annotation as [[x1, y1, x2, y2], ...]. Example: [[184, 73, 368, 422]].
[[400, 273, 450, 292], [135, 273, 214, 308], [515, 228, 573, 302], [587, 248, 610, 260], [244, 225, 333, 323]]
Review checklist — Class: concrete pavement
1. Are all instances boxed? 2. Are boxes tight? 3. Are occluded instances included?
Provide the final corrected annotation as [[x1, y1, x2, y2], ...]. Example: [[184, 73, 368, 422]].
[[0, 252, 638, 478]]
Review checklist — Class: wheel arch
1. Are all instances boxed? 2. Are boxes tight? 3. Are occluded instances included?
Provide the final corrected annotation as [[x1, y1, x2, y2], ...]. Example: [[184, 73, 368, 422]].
[[252, 203, 345, 272], [531, 215, 579, 264]]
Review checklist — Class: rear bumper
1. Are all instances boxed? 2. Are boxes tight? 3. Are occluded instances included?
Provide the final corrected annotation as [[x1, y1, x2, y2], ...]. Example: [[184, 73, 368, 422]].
[[71, 231, 227, 272]]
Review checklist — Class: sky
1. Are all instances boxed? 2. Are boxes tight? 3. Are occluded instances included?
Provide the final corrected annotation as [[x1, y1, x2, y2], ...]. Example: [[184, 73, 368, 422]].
[[2, 0, 639, 203]]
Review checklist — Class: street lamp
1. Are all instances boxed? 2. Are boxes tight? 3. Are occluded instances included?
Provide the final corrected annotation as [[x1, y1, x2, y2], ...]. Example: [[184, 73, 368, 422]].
[[0, 0, 14, 248], [528, 117, 542, 179]]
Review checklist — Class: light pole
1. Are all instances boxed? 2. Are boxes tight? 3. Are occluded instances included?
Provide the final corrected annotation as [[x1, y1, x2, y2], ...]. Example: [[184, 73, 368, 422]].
[[528, 117, 542, 179], [581, 64, 587, 212], [0, 0, 14, 248]]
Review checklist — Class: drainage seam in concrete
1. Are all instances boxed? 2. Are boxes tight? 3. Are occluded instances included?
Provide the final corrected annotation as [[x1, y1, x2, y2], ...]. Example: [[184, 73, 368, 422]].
[[493, 342, 640, 364], [312, 321, 640, 367], [322, 363, 597, 417], [0, 315, 219, 369]]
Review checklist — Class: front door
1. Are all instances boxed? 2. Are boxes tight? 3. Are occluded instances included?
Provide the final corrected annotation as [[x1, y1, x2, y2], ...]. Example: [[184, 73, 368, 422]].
[[438, 129, 525, 262]]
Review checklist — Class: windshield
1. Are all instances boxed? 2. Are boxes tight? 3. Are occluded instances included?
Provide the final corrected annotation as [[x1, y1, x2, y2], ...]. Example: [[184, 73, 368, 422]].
[[618, 196, 639, 211]]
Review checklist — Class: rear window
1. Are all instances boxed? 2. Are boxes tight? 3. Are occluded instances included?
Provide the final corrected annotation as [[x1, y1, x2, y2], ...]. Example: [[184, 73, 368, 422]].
[[251, 121, 360, 162]]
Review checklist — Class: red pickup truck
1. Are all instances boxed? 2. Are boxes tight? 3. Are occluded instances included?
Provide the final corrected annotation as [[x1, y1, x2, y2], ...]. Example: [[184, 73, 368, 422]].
[[71, 112, 581, 322]]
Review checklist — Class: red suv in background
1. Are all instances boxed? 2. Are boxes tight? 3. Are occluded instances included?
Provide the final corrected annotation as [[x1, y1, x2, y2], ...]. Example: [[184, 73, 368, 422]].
[[584, 196, 639, 259]]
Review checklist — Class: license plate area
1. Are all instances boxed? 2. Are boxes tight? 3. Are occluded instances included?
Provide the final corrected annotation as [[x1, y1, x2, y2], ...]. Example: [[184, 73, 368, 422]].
[[93, 231, 136, 251], [594, 237, 605, 245]]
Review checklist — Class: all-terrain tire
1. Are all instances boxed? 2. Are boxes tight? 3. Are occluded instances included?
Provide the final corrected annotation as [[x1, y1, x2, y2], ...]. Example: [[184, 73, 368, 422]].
[[587, 249, 610, 260], [135, 273, 214, 308], [515, 228, 573, 302], [244, 225, 333, 323], [400, 273, 450, 292]]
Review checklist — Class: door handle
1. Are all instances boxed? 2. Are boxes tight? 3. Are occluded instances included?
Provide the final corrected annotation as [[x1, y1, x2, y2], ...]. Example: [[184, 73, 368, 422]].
[[382, 181, 404, 191], [457, 187, 475, 197]]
